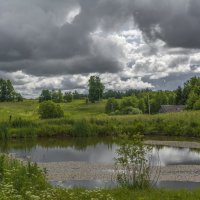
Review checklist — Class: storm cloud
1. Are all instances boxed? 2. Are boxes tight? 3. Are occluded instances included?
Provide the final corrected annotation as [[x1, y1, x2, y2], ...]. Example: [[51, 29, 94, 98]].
[[132, 0, 200, 48], [0, 0, 200, 97]]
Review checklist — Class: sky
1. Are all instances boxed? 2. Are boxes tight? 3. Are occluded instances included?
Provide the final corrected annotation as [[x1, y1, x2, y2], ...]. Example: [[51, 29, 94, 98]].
[[0, 0, 200, 98]]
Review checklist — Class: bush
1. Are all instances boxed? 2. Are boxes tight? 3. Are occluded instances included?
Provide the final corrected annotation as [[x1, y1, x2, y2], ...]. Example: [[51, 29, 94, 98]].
[[38, 101, 64, 119], [115, 135, 152, 189], [72, 119, 92, 137], [105, 98, 119, 114], [120, 96, 139, 109], [121, 106, 142, 115], [193, 99, 200, 110]]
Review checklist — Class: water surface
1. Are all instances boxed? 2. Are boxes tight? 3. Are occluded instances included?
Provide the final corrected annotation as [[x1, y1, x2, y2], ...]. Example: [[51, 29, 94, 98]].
[[1, 137, 200, 166]]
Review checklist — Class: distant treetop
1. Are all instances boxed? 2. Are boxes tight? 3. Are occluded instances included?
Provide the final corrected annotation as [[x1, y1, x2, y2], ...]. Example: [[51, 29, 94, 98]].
[[0, 79, 23, 102]]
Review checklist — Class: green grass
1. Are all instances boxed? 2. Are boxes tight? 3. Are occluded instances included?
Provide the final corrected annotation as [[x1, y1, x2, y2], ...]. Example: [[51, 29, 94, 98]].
[[1, 100, 200, 139], [1, 154, 200, 200], [0, 100, 106, 121]]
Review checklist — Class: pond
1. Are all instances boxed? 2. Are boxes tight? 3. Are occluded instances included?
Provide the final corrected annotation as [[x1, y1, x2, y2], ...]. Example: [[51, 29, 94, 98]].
[[1, 137, 200, 189]]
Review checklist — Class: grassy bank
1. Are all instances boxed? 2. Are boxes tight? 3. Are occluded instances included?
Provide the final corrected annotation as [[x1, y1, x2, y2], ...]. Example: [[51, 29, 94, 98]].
[[0, 111, 200, 139], [0, 100, 200, 139], [1, 154, 200, 200]]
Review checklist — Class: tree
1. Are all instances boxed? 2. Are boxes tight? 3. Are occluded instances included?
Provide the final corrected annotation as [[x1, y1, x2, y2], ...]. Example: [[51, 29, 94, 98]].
[[182, 77, 200, 104], [0, 79, 22, 102], [39, 90, 52, 102], [88, 76, 104, 103], [121, 107, 142, 115], [115, 135, 152, 189], [105, 98, 119, 114], [193, 99, 200, 110], [120, 96, 139, 109], [6, 80, 15, 101], [38, 101, 64, 119], [186, 92, 199, 109], [64, 92, 73, 102], [15, 93, 23, 102], [175, 86, 183, 105], [51, 90, 63, 103], [138, 98, 146, 113], [0, 79, 7, 101]]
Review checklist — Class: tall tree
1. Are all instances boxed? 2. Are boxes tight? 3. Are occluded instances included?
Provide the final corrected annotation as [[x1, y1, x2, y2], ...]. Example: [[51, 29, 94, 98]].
[[6, 80, 15, 101], [88, 76, 104, 103], [0, 79, 22, 102], [0, 79, 7, 101], [39, 90, 52, 102], [175, 86, 183, 105], [64, 92, 73, 102]]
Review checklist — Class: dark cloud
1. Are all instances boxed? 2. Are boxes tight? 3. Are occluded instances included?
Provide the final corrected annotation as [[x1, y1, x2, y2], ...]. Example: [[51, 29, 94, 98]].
[[1, 0, 200, 96], [132, 0, 200, 48], [0, 0, 127, 76]]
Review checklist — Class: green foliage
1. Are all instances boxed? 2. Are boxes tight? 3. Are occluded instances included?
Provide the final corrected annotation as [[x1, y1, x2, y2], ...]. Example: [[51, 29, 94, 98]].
[[2, 154, 200, 200], [121, 106, 142, 115], [0, 79, 23, 102], [105, 98, 119, 113], [120, 96, 139, 108], [1, 100, 200, 139], [115, 135, 151, 189], [85, 97, 89, 104], [106, 97, 142, 115], [72, 119, 92, 137], [88, 76, 105, 103], [193, 99, 200, 110], [39, 89, 64, 103], [0, 155, 5, 181], [138, 98, 146, 113], [38, 101, 64, 119], [0, 122, 8, 140], [175, 86, 183, 105], [39, 89, 52, 102], [64, 92, 73, 102], [52, 89, 63, 103], [186, 92, 199, 109]]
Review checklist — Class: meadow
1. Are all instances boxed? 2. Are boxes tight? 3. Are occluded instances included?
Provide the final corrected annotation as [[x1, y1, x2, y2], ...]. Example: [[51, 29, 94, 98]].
[[0, 99, 106, 121], [0, 100, 200, 139]]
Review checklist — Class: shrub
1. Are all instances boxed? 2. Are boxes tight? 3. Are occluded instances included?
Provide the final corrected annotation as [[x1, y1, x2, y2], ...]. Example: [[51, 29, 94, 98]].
[[72, 119, 91, 137], [38, 101, 64, 119], [193, 99, 200, 110], [105, 98, 119, 114], [115, 135, 152, 189], [120, 96, 139, 109], [0, 122, 9, 140], [121, 106, 142, 115]]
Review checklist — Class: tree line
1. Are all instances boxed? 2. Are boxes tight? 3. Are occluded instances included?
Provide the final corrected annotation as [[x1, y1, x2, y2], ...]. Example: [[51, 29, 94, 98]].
[[105, 90, 176, 115], [175, 76, 200, 110], [0, 79, 23, 102], [105, 76, 200, 114], [39, 89, 86, 103], [39, 76, 104, 103], [37, 76, 200, 114]]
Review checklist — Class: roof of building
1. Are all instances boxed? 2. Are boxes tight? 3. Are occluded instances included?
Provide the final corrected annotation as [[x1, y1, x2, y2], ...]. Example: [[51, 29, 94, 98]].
[[159, 105, 185, 113]]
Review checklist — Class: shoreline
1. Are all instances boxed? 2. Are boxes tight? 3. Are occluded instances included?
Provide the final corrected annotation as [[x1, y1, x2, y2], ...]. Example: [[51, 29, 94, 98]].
[[145, 140, 200, 149], [38, 161, 200, 183]]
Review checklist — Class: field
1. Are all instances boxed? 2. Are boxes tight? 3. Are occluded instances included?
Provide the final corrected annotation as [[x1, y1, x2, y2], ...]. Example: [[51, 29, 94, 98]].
[[0, 100, 200, 139], [0, 100, 106, 121]]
